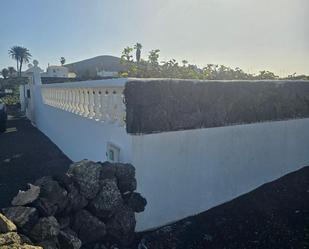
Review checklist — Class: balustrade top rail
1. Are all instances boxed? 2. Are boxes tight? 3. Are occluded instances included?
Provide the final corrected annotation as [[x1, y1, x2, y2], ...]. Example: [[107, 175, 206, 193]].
[[41, 78, 127, 126]]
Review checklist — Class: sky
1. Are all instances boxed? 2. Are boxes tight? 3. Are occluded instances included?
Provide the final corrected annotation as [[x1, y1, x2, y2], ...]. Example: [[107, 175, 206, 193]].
[[0, 0, 308, 76]]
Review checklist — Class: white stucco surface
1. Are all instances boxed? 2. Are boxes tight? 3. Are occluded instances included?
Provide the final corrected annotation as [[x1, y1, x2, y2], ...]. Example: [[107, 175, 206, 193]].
[[33, 84, 132, 163], [132, 118, 309, 230], [28, 76, 309, 231]]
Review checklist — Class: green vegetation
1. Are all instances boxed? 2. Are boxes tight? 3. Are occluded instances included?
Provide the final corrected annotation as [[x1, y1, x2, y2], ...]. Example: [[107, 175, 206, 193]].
[[0, 77, 28, 105], [120, 44, 309, 80], [134, 43, 142, 63], [60, 57, 66, 66], [8, 46, 32, 77], [1, 68, 9, 79]]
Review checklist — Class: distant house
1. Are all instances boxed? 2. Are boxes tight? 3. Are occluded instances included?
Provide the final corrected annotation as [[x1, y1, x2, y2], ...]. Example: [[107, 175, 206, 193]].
[[22, 61, 75, 79], [42, 66, 69, 78], [96, 69, 118, 78]]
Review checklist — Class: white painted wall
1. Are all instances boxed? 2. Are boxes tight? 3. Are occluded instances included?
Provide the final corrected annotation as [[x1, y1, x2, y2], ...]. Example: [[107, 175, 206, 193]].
[[132, 118, 309, 230], [42, 66, 69, 78], [33, 84, 132, 163], [28, 75, 309, 231]]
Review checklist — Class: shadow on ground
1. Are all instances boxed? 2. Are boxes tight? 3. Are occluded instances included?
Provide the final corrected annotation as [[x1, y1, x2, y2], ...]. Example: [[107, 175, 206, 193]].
[[0, 106, 71, 208], [139, 166, 309, 249]]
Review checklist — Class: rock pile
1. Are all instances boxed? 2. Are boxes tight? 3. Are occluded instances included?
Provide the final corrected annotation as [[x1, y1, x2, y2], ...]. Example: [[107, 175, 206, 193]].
[[0, 213, 42, 248], [1, 160, 147, 249]]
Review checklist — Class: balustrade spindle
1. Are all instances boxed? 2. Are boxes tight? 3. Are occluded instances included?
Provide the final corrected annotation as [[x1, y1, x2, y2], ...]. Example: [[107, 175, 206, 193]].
[[65, 89, 70, 111], [78, 89, 85, 116], [68, 89, 73, 112], [55, 89, 59, 108], [71, 89, 77, 113], [99, 89, 107, 122], [82, 89, 89, 117], [74, 89, 80, 114], [59, 89, 63, 109], [109, 89, 118, 123], [41, 83, 125, 127], [93, 89, 102, 121], [88, 90, 95, 119], [60, 89, 64, 109]]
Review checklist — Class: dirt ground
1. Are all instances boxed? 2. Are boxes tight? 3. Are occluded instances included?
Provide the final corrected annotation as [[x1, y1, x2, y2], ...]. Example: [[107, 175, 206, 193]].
[[0, 106, 71, 208], [139, 166, 309, 249]]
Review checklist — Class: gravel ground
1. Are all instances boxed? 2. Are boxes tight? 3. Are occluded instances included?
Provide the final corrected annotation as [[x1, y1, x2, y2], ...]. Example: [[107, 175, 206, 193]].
[[139, 166, 309, 249], [0, 106, 71, 208]]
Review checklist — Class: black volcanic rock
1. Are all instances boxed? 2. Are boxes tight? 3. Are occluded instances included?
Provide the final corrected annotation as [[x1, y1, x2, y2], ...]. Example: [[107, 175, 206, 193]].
[[71, 210, 106, 244]]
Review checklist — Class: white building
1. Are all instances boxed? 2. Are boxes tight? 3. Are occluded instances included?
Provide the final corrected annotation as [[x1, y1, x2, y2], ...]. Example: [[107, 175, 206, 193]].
[[21, 65, 309, 231], [42, 65, 69, 78], [96, 69, 118, 78], [21, 60, 75, 78]]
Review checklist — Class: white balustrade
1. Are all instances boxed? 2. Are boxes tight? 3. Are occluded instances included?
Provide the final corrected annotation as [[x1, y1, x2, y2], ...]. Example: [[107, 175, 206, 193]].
[[40, 80, 126, 126]]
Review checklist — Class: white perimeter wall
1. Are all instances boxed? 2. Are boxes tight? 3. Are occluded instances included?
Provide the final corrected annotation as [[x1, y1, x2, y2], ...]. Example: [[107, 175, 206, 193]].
[[31, 84, 309, 231], [132, 118, 309, 230], [33, 85, 132, 163]]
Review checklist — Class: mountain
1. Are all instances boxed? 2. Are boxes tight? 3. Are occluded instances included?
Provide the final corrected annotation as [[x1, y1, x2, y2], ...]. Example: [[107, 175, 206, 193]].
[[64, 55, 126, 78]]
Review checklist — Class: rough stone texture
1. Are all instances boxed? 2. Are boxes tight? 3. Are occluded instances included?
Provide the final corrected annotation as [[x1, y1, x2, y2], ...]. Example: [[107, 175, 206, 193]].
[[53, 174, 88, 213], [57, 216, 70, 230], [2, 160, 146, 248], [20, 234, 33, 245], [52, 173, 74, 192], [92, 243, 109, 249], [99, 162, 117, 180], [11, 184, 40, 206], [68, 160, 102, 199], [124, 79, 309, 134], [1, 245, 43, 249], [58, 230, 82, 249], [37, 238, 59, 249], [89, 179, 123, 218], [65, 184, 88, 214], [123, 192, 147, 213], [0, 213, 17, 233], [34, 177, 68, 216], [106, 206, 136, 246], [29, 216, 60, 242], [72, 210, 106, 244], [115, 163, 137, 193], [2, 207, 39, 232], [0, 232, 22, 245]]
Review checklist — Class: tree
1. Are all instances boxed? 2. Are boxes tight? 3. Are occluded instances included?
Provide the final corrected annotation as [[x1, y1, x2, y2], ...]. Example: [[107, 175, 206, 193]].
[[119, 46, 305, 80], [7, 67, 16, 78], [1, 68, 9, 79], [60, 57, 66, 66], [134, 43, 142, 63], [148, 49, 160, 65], [182, 60, 188, 67], [121, 47, 134, 63], [256, 70, 279, 80], [8, 46, 32, 77]]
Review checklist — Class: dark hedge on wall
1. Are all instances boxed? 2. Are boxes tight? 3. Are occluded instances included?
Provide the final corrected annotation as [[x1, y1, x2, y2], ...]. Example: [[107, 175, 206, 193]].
[[124, 79, 309, 134]]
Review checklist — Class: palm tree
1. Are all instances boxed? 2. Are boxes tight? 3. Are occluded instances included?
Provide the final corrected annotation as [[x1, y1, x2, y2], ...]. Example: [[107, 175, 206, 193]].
[[1, 68, 9, 79], [134, 43, 142, 63], [8, 46, 32, 77], [7, 67, 16, 78], [60, 57, 66, 66]]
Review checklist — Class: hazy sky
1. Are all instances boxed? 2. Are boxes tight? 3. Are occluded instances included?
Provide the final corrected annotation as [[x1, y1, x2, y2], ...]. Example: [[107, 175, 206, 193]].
[[0, 0, 308, 76]]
